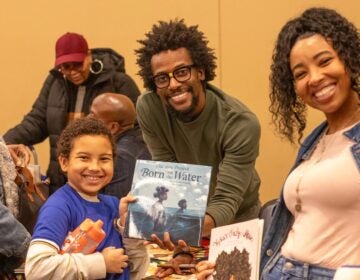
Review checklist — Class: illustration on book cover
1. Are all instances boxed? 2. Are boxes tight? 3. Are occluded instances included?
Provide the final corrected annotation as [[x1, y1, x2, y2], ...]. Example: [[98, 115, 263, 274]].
[[208, 218, 264, 280], [124, 160, 212, 246]]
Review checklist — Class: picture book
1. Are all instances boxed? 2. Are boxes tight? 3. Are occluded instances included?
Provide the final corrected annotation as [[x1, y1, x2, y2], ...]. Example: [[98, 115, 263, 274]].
[[123, 159, 212, 246], [208, 218, 264, 280]]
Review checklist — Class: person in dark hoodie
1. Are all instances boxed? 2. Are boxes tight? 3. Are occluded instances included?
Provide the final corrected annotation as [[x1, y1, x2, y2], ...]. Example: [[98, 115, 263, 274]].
[[3, 32, 141, 194]]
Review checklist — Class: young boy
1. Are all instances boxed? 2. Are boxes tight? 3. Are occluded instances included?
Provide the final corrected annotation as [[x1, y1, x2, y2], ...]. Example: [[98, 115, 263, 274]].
[[25, 118, 131, 279]]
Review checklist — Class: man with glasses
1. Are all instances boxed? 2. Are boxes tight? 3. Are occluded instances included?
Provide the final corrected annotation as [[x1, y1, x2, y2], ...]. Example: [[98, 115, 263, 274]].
[[135, 19, 261, 277], [4, 32, 140, 194]]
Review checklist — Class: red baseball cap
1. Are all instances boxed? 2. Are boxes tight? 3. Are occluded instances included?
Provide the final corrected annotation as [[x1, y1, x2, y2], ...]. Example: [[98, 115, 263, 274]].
[[55, 32, 89, 67]]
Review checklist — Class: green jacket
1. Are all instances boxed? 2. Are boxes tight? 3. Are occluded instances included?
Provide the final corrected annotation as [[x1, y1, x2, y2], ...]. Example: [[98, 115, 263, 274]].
[[136, 84, 261, 227]]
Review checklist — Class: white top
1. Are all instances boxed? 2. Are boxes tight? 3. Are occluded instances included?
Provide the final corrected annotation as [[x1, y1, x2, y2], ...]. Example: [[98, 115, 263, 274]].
[[282, 123, 360, 269]]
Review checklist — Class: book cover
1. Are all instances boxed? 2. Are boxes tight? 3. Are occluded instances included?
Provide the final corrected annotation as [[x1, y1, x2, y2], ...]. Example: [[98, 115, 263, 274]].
[[124, 160, 212, 246], [208, 218, 264, 280]]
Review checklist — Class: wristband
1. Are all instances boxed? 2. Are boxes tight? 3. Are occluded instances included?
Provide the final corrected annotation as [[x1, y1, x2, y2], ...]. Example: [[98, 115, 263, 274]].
[[113, 218, 124, 234]]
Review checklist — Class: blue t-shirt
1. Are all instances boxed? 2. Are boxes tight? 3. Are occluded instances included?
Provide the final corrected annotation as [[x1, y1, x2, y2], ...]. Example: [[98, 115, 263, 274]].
[[32, 184, 130, 280]]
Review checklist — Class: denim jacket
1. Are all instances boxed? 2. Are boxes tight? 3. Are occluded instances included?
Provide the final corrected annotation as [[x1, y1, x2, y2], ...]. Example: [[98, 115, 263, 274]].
[[260, 122, 360, 278], [0, 171, 31, 273], [0, 203, 30, 273]]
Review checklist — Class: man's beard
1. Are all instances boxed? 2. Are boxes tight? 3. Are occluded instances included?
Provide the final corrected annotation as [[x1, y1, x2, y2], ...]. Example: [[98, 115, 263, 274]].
[[166, 89, 199, 122]]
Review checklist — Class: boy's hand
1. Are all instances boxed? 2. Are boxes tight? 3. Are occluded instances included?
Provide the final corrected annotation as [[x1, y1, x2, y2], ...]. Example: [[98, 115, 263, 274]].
[[119, 195, 137, 227], [101, 247, 128, 274]]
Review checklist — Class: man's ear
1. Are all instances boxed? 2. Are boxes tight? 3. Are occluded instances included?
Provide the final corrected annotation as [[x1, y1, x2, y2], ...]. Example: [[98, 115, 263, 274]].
[[58, 155, 68, 173], [109, 121, 121, 135], [197, 68, 205, 81]]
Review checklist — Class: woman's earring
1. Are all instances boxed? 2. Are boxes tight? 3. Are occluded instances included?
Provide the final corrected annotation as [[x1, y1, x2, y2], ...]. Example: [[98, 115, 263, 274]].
[[90, 59, 103, 74]]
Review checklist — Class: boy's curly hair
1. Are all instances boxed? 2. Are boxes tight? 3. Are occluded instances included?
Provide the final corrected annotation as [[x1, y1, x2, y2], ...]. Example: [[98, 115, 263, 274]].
[[136, 18, 217, 91], [270, 7, 360, 144], [57, 118, 116, 159]]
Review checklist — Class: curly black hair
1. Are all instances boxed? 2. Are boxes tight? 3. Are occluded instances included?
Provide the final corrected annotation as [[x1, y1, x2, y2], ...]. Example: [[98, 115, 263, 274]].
[[153, 185, 169, 198], [57, 118, 116, 159], [136, 18, 217, 91], [270, 7, 360, 144], [178, 199, 187, 208]]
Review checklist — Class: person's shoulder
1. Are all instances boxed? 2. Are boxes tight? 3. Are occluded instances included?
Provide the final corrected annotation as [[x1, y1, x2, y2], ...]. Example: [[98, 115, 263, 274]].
[[137, 91, 162, 112], [91, 48, 125, 72], [42, 70, 62, 87], [138, 90, 160, 103], [302, 121, 328, 147], [117, 130, 143, 150], [46, 185, 79, 206], [344, 121, 360, 138], [90, 51, 127, 84], [37, 186, 77, 226], [118, 127, 144, 143], [96, 67, 126, 84], [207, 84, 259, 122], [98, 193, 119, 207]]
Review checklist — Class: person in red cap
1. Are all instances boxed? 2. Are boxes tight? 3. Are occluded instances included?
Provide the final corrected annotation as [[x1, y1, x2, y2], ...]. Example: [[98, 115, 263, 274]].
[[3, 32, 141, 194], [54, 32, 92, 86]]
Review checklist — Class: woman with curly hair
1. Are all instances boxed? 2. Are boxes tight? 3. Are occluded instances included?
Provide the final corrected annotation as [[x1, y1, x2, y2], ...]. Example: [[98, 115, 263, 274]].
[[196, 7, 360, 280], [261, 7, 360, 280]]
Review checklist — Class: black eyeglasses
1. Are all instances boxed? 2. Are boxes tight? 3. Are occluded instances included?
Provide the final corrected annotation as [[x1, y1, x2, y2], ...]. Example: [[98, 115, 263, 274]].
[[152, 64, 194, 89]]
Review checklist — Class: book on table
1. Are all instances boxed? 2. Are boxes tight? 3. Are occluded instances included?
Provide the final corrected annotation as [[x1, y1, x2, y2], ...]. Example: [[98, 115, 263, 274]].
[[123, 159, 212, 247], [207, 218, 264, 280]]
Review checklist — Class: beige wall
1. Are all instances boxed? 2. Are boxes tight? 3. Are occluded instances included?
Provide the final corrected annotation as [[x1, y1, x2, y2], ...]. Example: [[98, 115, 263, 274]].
[[1, 1, 359, 203]]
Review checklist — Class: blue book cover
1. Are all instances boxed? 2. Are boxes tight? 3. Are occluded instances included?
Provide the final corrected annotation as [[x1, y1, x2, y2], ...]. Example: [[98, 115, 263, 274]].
[[124, 159, 212, 246]]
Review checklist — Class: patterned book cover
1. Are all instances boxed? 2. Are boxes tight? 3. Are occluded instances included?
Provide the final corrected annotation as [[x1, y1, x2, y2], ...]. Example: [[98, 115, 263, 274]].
[[208, 218, 264, 280], [124, 160, 212, 246]]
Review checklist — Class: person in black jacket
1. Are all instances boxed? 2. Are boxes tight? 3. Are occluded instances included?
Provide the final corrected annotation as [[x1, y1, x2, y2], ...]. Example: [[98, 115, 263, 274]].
[[4, 32, 141, 194]]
